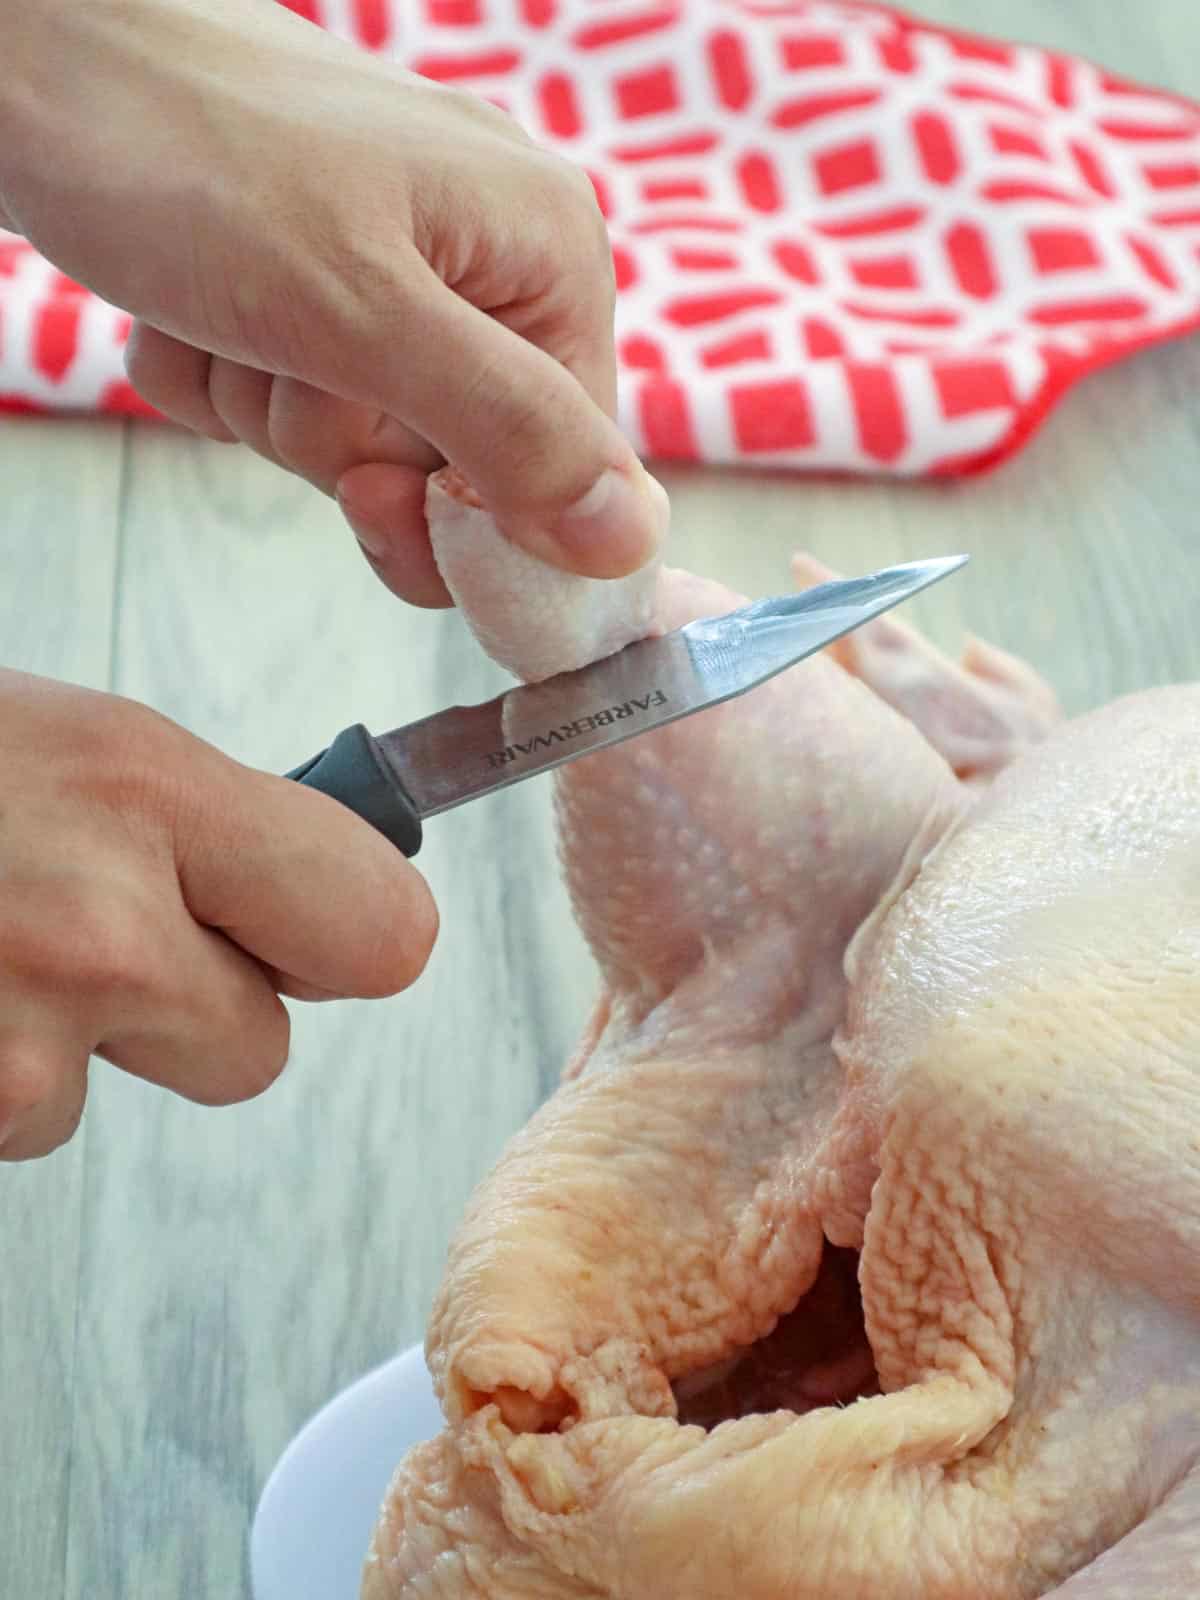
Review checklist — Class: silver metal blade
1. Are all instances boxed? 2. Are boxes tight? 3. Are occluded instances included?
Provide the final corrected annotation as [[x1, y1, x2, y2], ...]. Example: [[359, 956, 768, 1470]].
[[378, 554, 968, 818]]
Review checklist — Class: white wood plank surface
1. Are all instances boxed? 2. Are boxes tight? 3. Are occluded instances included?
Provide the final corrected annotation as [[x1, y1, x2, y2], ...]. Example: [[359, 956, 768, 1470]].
[[0, 4, 1198, 1597], [0, 419, 124, 1600]]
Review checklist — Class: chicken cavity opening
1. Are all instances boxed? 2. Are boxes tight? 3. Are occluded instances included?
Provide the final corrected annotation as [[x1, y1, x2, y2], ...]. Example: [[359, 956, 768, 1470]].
[[454, 1246, 877, 1437], [468, 1383, 575, 1435], [672, 1245, 879, 1429]]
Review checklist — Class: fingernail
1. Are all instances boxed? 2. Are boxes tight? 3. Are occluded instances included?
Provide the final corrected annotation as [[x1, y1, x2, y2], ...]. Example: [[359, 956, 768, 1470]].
[[336, 483, 388, 559], [355, 529, 387, 561], [551, 463, 667, 577]]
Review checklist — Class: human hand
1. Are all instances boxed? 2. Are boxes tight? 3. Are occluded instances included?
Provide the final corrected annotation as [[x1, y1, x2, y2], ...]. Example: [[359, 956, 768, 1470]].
[[0, 0, 664, 607], [0, 670, 436, 1160]]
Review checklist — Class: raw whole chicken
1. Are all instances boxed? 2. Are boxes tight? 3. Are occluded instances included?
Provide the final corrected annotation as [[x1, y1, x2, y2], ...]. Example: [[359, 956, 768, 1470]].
[[363, 470, 1200, 1599]]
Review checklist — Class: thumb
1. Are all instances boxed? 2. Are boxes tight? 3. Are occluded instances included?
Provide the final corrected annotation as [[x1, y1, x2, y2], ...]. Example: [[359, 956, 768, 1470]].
[[176, 754, 438, 999], [348, 269, 665, 581]]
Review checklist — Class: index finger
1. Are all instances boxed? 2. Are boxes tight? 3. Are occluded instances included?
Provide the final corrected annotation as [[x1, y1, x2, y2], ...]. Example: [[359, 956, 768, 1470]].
[[176, 758, 438, 998]]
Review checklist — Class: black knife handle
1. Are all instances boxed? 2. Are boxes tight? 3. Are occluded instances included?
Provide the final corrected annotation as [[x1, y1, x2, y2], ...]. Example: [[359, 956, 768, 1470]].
[[287, 724, 423, 858]]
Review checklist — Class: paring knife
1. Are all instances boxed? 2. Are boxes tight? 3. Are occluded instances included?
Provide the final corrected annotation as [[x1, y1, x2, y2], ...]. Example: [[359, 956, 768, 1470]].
[[287, 554, 969, 856]]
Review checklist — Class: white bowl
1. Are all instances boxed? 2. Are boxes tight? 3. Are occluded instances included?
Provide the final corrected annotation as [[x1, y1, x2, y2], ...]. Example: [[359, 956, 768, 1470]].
[[251, 1343, 440, 1600]]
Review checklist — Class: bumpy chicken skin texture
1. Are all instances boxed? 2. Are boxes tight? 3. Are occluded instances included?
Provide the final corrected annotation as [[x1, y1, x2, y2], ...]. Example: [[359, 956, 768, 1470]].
[[363, 475, 1200, 1599]]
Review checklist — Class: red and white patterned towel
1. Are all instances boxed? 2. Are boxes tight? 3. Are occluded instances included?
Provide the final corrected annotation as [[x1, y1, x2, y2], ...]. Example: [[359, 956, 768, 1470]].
[[3, 0, 1200, 475]]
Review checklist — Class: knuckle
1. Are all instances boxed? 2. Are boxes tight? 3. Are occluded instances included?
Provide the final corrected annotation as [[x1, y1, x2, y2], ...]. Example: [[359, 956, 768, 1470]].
[[578, 223, 615, 307], [0, 1051, 87, 1161], [439, 80, 530, 142], [0, 1048, 58, 1127], [555, 153, 599, 206], [0, 1051, 86, 1162], [69, 696, 191, 833], [124, 325, 231, 439], [488, 389, 562, 486], [60, 891, 160, 1000], [33, 1089, 86, 1160], [34, 1119, 81, 1160], [557, 162, 609, 249], [267, 383, 374, 489], [0, 865, 170, 1007], [215, 1001, 291, 1106], [265, 386, 324, 477], [535, 162, 614, 312], [64, 682, 150, 763], [495, 377, 595, 495]]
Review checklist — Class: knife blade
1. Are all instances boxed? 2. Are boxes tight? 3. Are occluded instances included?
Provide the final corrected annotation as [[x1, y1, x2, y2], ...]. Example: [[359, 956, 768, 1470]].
[[287, 553, 968, 856]]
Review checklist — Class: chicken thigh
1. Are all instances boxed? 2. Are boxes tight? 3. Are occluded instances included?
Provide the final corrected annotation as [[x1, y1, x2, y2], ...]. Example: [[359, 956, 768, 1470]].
[[363, 476, 1200, 1599]]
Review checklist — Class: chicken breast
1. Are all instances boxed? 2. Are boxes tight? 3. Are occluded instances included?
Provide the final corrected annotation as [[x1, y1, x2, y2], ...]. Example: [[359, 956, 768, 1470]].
[[363, 472, 1200, 1598]]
